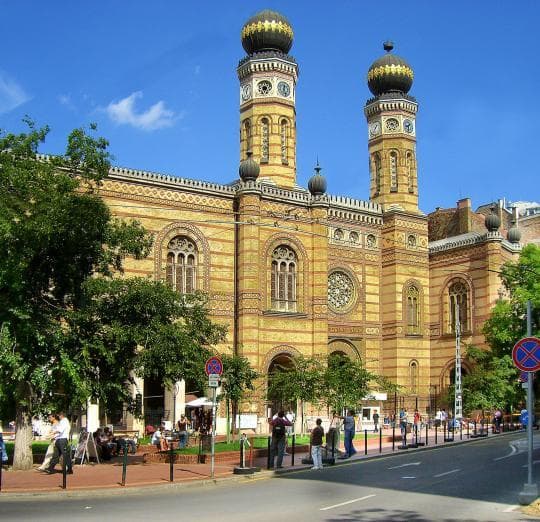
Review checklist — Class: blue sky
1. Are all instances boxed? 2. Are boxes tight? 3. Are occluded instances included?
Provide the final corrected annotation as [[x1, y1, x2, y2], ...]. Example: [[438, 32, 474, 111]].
[[1, 1, 538, 213]]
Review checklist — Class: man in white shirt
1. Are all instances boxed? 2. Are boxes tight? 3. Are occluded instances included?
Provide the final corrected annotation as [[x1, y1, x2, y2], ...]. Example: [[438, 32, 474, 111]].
[[46, 412, 73, 474]]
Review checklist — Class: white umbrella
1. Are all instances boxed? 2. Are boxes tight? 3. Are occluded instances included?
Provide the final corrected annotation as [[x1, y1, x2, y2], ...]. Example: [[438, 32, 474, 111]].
[[185, 397, 213, 407]]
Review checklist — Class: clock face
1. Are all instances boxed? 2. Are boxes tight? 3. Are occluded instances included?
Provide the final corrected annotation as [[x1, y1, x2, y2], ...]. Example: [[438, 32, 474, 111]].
[[369, 121, 381, 137], [241, 84, 252, 101], [403, 119, 414, 133], [277, 81, 290, 97]]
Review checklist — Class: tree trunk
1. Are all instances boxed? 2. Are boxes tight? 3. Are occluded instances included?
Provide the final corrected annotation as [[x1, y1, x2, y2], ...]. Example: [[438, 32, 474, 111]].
[[13, 406, 33, 470]]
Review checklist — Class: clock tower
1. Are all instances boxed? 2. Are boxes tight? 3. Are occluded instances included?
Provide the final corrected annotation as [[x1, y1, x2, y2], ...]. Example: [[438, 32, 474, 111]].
[[238, 10, 298, 189], [365, 42, 419, 213]]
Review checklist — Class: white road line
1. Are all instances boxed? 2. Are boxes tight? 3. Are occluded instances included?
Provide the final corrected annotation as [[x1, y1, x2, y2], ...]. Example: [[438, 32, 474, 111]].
[[494, 443, 518, 461], [401, 476, 416, 479], [434, 468, 460, 478], [319, 494, 376, 511], [388, 462, 421, 469]]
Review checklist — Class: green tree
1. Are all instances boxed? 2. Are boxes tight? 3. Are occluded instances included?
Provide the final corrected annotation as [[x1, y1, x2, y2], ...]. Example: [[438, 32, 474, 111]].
[[219, 354, 259, 441], [483, 244, 540, 356], [322, 354, 380, 414], [0, 121, 151, 468], [448, 346, 522, 414], [267, 356, 323, 433]]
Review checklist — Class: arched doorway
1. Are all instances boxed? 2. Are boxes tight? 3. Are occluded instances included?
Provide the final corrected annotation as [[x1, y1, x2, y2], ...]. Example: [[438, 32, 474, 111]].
[[267, 353, 295, 417]]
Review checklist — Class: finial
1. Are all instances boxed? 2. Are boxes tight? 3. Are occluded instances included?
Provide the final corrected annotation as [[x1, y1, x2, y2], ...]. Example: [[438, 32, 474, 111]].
[[246, 150, 253, 158], [314, 159, 322, 175], [383, 40, 394, 52]]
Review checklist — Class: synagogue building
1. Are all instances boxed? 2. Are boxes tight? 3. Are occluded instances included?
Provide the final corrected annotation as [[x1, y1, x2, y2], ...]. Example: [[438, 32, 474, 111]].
[[96, 10, 539, 433]]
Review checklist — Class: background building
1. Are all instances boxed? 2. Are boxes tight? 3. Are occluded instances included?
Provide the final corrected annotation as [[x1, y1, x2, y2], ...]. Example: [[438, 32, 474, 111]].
[[96, 9, 539, 433]]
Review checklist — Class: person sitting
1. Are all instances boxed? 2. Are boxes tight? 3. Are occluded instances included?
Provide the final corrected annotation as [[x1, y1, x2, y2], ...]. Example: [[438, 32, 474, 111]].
[[151, 427, 169, 451]]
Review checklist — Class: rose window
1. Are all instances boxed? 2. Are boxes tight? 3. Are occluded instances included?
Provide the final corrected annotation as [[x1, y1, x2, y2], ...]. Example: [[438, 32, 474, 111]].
[[385, 118, 399, 132], [328, 271, 355, 311], [257, 80, 273, 95]]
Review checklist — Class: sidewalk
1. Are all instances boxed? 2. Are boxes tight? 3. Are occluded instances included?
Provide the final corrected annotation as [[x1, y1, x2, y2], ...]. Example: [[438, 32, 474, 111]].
[[0, 427, 518, 496]]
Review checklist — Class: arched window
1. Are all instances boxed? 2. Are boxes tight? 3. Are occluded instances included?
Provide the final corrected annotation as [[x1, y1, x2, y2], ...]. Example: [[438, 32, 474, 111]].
[[373, 153, 381, 194], [271, 245, 297, 312], [390, 151, 398, 191], [409, 360, 419, 394], [406, 152, 414, 193], [261, 118, 269, 163], [449, 280, 469, 332], [406, 285, 420, 334], [166, 236, 197, 294], [243, 120, 252, 157], [280, 119, 288, 164]]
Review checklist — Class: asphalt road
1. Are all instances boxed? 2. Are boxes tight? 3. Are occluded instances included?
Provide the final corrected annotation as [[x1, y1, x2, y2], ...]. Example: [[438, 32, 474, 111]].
[[2, 432, 539, 521]]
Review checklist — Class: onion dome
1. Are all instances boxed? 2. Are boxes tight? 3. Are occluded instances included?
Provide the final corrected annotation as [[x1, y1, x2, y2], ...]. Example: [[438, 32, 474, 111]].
[[367, 41, 414, 96], [507, 222, 522, 243], [485, 207, 501, 232], [308, 163, 327, 196], [241, 9, 293, 55], [239, 150, 260, 182]]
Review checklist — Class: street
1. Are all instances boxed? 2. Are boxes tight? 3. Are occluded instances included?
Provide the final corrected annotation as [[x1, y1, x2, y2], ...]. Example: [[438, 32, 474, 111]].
[[2, 432, 538, 521]]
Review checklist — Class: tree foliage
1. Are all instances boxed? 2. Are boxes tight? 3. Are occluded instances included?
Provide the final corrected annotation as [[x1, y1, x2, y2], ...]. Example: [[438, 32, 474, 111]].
[[483, 245, 540, 356], [0, 121, 226, 468], [449, 346, 522, 414]]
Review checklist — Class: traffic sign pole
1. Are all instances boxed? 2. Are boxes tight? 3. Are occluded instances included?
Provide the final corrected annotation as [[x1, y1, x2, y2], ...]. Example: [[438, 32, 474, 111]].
[[205, 356, 223, 481], [519, 301, 538, 505]]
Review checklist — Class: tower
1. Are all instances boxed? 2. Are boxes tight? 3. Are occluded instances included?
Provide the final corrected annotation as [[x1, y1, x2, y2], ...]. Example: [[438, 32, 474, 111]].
[[365, 42, 419, 213], [365, 43, 431, 409], [238, 10, 298, 189]]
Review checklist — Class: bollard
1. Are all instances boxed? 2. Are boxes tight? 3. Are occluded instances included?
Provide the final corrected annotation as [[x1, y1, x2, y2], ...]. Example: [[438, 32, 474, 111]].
[[62, 444, 67, 490], [415, 425, 418, 445], [267, 436, 272, 470], [239, 437, 245, 468], [460, 422, 463, 441], [425, 423, 428, 446], [291, 434, 296, 466], [331, 433, 336, 462], [467, 421, 470, 439], [364, 430, 368, 455], [435, 425, 438, 444], [379, 428, 382, 453], [392, 426, 395, 451], [0, 455, 2, 492], [121, 444, 128, 486], [443, 422, 446, 442], [169, 441, 174, 482]]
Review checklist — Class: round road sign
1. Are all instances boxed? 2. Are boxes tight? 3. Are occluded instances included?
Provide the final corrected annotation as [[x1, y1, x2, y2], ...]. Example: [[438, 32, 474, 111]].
[[512, 337, 540, 372], [205, 356, 223, 376]]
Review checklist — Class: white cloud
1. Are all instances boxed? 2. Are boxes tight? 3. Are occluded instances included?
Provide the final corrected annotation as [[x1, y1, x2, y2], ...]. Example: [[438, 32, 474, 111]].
[[105, 91, 176, 131], [58, 93, 76, 111], [0, 72, 31, 114]]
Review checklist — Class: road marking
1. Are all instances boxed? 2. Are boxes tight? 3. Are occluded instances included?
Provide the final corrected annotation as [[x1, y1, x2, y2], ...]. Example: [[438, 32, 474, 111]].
[[401, 476, 416, 479], [320, 494, 376, 511], [434, 468, 460, 478], [388, 462, 421, 469], [494, 443, 518, 461], [522, 460, 540, 467]]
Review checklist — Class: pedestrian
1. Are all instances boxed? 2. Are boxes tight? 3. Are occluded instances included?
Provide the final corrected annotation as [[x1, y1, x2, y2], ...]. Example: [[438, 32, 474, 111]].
[[399, 408, 408, 444], [37, 414, 59, 471], [0, 432, 7, 467], [310, 418, 324, 470], [493, 408, 502, 433], [342, 409, 357, 458], [328, 411, 342, 458], [441, 408, 448, 431], [413, 409, 421, 440], [435, 407, 443, 428], [373, 410, 380, 433], [269, 410, 292, 469], [177, 414, 190, 449], [46, 412, 73, 474]]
